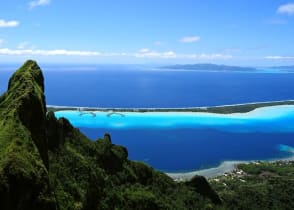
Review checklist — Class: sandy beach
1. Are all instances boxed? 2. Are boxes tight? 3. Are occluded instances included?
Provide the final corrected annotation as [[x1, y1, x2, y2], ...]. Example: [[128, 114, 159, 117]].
[[47, 99, 294, 112], [166, 161, 247, 181], [166, 154, 294, 181]]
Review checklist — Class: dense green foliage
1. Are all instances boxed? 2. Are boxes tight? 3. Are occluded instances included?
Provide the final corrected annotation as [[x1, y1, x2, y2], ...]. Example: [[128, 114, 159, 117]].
[[211, 161, 294, 210], [0, 60, 220, 209], [0, 60, 55, 209]]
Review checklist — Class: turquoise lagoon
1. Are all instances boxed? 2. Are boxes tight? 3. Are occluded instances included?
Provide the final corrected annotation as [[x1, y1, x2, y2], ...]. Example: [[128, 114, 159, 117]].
[[55, 105, 294, 172], [55, 105, 294, 132]]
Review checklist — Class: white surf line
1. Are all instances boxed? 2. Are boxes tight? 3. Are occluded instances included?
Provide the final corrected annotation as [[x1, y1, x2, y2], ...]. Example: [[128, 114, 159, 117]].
[[47, 100, 294, 111], [210, 99, 294, 108]]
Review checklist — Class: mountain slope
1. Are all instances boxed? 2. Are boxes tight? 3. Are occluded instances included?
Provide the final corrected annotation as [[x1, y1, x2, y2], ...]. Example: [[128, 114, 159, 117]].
[[0, 60, 55, 209], [0, 60, 220, 210]]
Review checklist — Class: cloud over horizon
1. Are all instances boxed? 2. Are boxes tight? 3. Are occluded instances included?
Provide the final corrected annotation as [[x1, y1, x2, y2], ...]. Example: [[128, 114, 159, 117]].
[[179, 36, 201, 43], [265, 56, 294, 60], [0, 48, 101, 56], [135, 49, 177, 59], [133, 49, 232, 60], [0, 19, 19, 28], [277, 3, 294, 15], [29, 0, 51, 9], [0, 47, 233, 61]]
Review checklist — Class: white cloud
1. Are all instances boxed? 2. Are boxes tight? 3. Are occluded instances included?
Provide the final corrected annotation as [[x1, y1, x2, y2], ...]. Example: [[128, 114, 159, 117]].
[[277, 3, 294, 15], [154, 41, 163, 46], [135, 49, 232, 60], [0, 48, 101, 56], [265, 56, 294, 60], [138, 48, 151, 53], [102, 52, 128, 56], [29, 0, 50, 9], [0, 47, 232, 61], [0, 19, 19, 28], [135, 49, 177, 58], [184, 53, 233, 60], [179, 36, 201, 43]]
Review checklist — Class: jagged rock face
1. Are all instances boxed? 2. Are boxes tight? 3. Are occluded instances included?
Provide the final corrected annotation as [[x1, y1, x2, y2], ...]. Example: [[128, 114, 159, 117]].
[[0, 60, 56, 210], [6, 60, 49, 168], [8, 60, 45, 93], [46, 111, 75, 149]]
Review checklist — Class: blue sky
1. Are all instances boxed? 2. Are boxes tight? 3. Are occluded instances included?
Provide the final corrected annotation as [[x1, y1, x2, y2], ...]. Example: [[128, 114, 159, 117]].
[[0, 0, 294, 65]]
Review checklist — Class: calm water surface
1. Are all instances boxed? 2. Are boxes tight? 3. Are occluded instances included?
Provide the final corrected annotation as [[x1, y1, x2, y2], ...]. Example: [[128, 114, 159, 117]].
[[1, 64, 294, 171]]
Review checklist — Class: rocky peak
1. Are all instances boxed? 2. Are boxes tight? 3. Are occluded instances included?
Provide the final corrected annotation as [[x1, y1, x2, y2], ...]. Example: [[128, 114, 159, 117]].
[[4, 60, 48, 168]]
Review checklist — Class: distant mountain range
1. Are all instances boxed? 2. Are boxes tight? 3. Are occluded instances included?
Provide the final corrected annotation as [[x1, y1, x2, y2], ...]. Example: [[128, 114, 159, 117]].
[[162, 64, 257, 72], [269, 66, 294, 71], [162, 63, 294, 72]]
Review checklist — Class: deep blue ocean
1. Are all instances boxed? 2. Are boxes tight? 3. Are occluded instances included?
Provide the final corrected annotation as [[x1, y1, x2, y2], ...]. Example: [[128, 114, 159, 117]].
[[1, 64, 294, 172]]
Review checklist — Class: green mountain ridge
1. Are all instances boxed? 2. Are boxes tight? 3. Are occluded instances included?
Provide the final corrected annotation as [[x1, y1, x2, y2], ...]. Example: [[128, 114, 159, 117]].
[[0, 60, 220, 209], [161, 63, 257, 72]]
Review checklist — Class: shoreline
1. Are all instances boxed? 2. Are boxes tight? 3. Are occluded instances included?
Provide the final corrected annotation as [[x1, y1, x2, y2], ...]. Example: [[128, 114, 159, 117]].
[[166, 161, 246, 181], [48, 99, 294, 114], [49, 100, 294, 180], [166, 154, 294, 181]]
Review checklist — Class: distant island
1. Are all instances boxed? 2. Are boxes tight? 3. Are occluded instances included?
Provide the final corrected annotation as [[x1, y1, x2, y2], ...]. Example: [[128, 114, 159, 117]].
[[161, 63, 257, 72], [269, 65, 294, 71]]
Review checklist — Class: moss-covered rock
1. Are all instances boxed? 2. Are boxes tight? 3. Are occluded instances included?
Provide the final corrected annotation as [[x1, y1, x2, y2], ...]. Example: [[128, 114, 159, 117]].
[[0, 60, 56, 209], [187, 175, 222, 205]]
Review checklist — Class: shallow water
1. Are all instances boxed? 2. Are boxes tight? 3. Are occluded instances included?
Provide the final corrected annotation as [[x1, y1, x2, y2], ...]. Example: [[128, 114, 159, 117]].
[[55, 105, 294, 172], [55, 105, 294, 133]]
